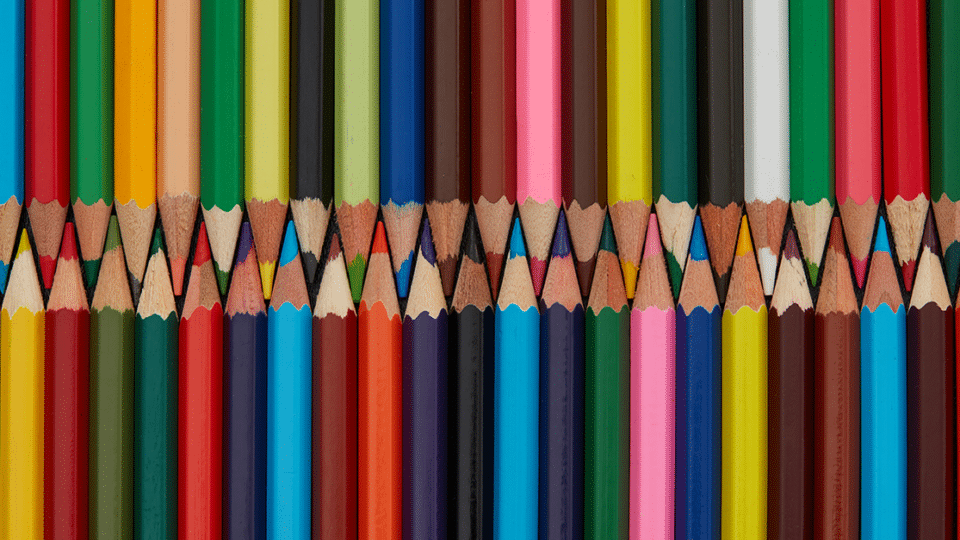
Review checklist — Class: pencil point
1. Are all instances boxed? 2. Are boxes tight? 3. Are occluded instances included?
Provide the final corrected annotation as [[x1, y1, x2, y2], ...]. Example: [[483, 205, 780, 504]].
[[170, 259, 186, 296], [104, 216, 121, 252], [16, 228, 31, 258], [508, 218, 527, 259], [643, 213, 662, 259], [194, 222, 212, 266], [279, 221, 300, 267], [921, 210, 940, 255], [149, 226, 164, 256], [874, 217, 891, 254], [735, 215, 753, 256], [327, 231, 342, 261], [806, 262, 819, 285], [551, 211, 571, 258], [236, 222, 255, 264], [529, 258, 546, 296], [0, 262, 9, 294], [260, 262, 276, 300], [301, 253, 319, 285], [783, 228, 800, 259], [944, 243, 960, 296], [690, 215, 708, 262], [395, 252, 414, 298], [39, 255, 56, 290], [82, 260, 101, 289], [372, 221, 388, 254], [419, 217, 437, 266], [599, 214, 617, 253], [61, 223, 78, 260]]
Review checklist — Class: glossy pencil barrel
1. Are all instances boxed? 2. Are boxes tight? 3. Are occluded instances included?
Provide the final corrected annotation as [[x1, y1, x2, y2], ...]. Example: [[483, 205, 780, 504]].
[[267, 303, 312, 538], [494, 305, 539, 539], [539, 303, 585, 539], [0, 0, 24, 206], [861, 305, 906, 539], [71, 0, 112, 207], [676, 305, 721, 539], [225, 311, 268, 539]]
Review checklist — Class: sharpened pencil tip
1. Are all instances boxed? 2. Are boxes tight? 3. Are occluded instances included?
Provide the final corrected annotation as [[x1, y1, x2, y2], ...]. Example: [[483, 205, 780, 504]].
[[643, 213, 661, 259], [149, 226, 164, 256], [783, 228, 800, 260], [690, 215, 708, 262], [193, 222, 212, 267], [327, 231, 342, 261], [0, 262, 8, 293], [279, 221, 300, 266], [260, 262, 276, 300], [508, 217, 527, 258], [599, 213, 617, 254], [16, 228, 31, 259], [829, 216, 845, 252], [236, 222, 255, 265], [921, 210, 939, 255], [60, 222, 78, 260], [371, 221, 388, 254], [735, 215, 753, 256], [419, 217, 437, 266], [551, 210, 571, 258], [874, 216, 891, 254], [104, 216, 121, 252]]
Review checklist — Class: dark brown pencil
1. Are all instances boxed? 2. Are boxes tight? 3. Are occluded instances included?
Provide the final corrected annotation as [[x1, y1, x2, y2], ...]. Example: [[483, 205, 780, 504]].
[[767, 228, 813, 540], [426, 0, 470, 296], [814, 217, 859, 539], [907, 211, 955, 539]]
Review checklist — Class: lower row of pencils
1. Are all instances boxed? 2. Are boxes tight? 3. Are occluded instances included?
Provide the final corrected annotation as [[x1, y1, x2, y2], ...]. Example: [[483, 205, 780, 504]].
[[3, 199, 958, 540]]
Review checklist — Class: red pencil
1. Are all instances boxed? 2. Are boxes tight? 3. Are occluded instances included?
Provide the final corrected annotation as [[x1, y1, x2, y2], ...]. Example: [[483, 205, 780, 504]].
[[25, 0, 70, 289], [179, 222, 223, 538], [44, 223, 89, 539]]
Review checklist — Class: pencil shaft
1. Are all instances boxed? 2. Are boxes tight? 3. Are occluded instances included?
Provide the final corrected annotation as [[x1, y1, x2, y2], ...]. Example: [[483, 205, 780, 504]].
[[45, 309, 90, 539], [0, 0, 23, 206], [539, 303, 585, 539], [267, 304, 311, 537], [225, 312, 268, 539], [494, 305, 539, 539], [451, 305, 495, 540], [134, 314, 177, 539], [676, 306, 721, 539], [861, 305, 906, 539], [90, 307, 134, 539], [930, 0, 960, 202]]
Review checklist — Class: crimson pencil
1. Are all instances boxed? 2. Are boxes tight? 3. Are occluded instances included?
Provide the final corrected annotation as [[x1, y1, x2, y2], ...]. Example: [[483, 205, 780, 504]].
[[179, 222, 224, 538], [906, 212, 955, 539], [880, 0, 929, 290], [313, 230, 358, 539], [224, 222, 267, 538], [25, 0, 69, 289], [44, 223, 89, 539], [814, 217, 860, 538]]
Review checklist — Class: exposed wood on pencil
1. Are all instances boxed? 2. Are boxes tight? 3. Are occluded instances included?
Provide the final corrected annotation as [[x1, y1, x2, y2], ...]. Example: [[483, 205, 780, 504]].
[[115, 200, 156, 302], [290, 198, 330, 284], [838, 196, 878, 288], [27, 200, 68, 290], [337, 200, 379, 303], [0, 196, 22, 292], [744, 199, 788, 295], [609, 199, 651, 300], [701, 202, 742, 301], [474, 196, 514, 295]]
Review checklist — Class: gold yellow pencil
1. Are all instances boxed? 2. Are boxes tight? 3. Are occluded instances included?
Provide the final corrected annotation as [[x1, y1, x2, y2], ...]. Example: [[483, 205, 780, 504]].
[[0, 230, 45, 538], [245, 0, 290, 299], [721, 215, 767, 539], [607, 0, 652, 298], [115, 0, 158, 300]]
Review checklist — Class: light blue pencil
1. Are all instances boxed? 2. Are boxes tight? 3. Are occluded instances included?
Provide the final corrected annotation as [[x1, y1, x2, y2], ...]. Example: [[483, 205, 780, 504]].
[[0, 0, 23, 290]]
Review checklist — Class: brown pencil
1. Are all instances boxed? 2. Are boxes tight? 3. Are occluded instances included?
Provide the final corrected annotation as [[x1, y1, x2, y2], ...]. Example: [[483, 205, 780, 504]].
[[767, 228, 813, 540], [906, 211, 955, 539], [814, 217, 859, 539]]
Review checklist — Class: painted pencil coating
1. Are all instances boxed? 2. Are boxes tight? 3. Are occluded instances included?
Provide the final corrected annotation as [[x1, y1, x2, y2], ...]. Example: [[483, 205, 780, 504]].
[[0, 0, 23, 289]]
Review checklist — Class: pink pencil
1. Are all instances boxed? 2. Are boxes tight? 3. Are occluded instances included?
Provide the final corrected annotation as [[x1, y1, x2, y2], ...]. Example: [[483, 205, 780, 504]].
[[631, 213, 676, 539], [516, 0, 561, 295]]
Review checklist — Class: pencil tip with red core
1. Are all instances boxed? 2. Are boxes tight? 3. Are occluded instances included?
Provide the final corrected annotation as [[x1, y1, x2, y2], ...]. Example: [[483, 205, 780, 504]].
[[59, 222, 78, 261], [371, 221, 388, 255], [193, 222, 212, 267]]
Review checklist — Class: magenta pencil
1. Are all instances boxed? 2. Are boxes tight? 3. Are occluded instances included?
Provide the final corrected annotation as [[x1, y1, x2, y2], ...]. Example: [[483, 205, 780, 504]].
[[630, 213, 676, 539], [516, 0, 561, 295]]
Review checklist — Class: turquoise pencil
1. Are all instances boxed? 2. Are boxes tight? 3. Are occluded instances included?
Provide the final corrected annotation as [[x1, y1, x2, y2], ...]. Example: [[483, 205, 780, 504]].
[[267, 221, 312, 538], [860, 216, 906, 539], [494, 217, 540, 539], [0, 0, 22, 290]]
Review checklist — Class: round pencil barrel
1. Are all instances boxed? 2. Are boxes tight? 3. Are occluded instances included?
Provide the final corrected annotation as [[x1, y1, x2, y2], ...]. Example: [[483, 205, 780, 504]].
[[0, 0, 24, 292]]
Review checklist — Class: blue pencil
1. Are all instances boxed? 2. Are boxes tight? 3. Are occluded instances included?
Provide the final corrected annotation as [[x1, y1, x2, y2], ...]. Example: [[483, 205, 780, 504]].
[[495, 217, 540, 540], [381, 0, 425, 298], [267, 221, 312, 539], [860, 216, 906, 539], [675, 215, 721, 539], [0, 0, 23, 289]]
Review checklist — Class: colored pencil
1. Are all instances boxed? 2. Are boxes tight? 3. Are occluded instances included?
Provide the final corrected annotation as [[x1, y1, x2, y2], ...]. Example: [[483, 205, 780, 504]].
[[814, 217, 860, 538], [382, 0, 425, 299], [790, 0, 834, 285], [767, 228, 814, 540], [246, 0, 290, 300], [224, 222, 268, 538], [835, 0, 881, 288], [0, 0, 22, 292], [402, 218, 448, 538], [44, 223, 89, 539], [494, 217, 539, 538], [134, 226, 177, 539], [358, 221, 402, 538], [607, 0, 652, 299], [676, 215, 721, 539], [471, 0, 516, 296], [930, 0, 960, 295], [267, 222, 312, 538], [906, 212, 955, 539], [450, 211, 495, 540], [425, 0, 470, 296], [516, 0, 560, 297], [200, 0, 244, 294], [721, 215, 767, 538], [313, 230, 358, 539], [115, 0, 158, 301], [561, 0, 606, 296], [538, 210, 584, 539], [291, 0, 334, 283], [861, 216, 906, 539], [179, 222, 223, 538], [584, 215, 629, 538], [90, 216, 135, 538], [652, 0, 696, 298], [158, 0, 200, 296], [336, 0, 380, 303], [0, 231, 43, 537], [880, 0, 929, 290], [72, 0, 113, 289], [631, 213, 675, 538], [25, 0, 69, 290], [743, 0, 789, 295]]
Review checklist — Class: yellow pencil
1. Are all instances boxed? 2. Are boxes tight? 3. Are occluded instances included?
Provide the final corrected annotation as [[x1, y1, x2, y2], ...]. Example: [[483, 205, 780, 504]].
[[245, 0, 290, 299], [721, 215, 767, 539], [115, 0, 158, 300], [607, 0, 652, 298], [0, 230, 45, 538]]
